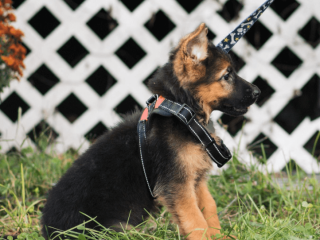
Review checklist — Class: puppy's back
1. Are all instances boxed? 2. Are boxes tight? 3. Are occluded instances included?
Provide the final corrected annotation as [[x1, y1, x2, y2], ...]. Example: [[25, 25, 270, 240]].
[[41, 111, 156, 238]]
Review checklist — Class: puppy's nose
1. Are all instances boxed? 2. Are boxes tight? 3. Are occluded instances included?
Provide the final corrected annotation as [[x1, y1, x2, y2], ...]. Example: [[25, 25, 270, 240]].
[[252, 88, 260, 98], [251, 86, 261, 98]]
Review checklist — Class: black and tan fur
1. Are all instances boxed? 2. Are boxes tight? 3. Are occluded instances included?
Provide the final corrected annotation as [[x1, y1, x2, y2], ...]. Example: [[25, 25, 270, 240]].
[[41, 23, 260, 240]]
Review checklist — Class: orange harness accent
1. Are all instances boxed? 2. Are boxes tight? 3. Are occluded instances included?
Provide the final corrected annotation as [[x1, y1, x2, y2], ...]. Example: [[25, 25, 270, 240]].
[[140, 96, 165, 121], [140, 108, 149, 121], [155, 96, 165, 108]]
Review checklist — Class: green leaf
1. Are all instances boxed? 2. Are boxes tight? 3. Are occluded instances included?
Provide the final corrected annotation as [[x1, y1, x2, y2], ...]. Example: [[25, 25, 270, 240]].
[[302, 201, 313, 208], [76, 225, 86, 230], [284, 206, 294, 211], [17, 233, 28, 239], [78, 234, 87, 240], [21, 146, 33, 155], [305, 223, 313, 229], [293, 225, 304, 232], [304, 222, 315, 235], [28, 205, 35, 213]]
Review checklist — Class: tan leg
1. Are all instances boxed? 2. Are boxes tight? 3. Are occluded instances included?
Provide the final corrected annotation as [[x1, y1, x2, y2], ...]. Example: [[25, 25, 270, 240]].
[[196, 180, 221, 239], [160, 183, 211, 240]]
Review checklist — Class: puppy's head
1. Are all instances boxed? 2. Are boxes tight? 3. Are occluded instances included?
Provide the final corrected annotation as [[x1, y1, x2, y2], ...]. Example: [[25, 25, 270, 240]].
[[171, 23, 260, 123]]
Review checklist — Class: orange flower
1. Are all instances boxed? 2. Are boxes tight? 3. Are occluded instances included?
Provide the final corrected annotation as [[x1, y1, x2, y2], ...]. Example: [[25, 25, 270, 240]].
[[3, 0, 12, 9], [3, 4, 11, 10], [8, 43, 18, 52], [9, 43, 26, 56], [0, 0, 25, 83], [8, 27, 23, 38], [7, 13, 15, 21], [20, 60, 25, 68], [1, 55, 15, 66], [0, 22, 6, 35], [12, 61, 20, 70]]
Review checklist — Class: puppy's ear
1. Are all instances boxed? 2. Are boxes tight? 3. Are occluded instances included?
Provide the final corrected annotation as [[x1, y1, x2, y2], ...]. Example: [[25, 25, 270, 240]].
[[173, 23, 209, 85], [182, 23, 208, 62]]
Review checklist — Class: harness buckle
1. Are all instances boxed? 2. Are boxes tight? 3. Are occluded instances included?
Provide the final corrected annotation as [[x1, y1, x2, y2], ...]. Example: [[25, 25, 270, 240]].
[[176, 103, 196, 125], [146, 94, 158, 106]]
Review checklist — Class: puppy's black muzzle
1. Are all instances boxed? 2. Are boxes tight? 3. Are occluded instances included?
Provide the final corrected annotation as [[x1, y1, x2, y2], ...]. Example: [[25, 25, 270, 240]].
[[219, 77, 261, 117], [251, 85, 261, 99], [242, 84, 260, 105]]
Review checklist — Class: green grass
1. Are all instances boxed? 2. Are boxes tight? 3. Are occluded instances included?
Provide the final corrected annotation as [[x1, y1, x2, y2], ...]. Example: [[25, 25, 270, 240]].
[[1, 135, 320, 239]]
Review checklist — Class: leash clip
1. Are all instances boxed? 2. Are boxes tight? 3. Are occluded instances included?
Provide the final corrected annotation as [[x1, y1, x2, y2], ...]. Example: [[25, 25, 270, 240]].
[[146, 94, 158, 106]]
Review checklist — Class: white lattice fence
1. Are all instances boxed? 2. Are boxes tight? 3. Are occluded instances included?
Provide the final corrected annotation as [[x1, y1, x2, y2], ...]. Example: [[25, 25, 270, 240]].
[[0, 0, 319, 173]]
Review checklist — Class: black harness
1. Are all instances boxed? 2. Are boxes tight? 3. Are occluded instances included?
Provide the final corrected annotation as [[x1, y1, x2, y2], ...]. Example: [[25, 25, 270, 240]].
[[137, 95, 232, 198]]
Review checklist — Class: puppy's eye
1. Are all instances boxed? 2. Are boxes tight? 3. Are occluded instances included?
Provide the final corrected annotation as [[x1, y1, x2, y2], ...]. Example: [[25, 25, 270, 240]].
[[223, 73, 230, 80]]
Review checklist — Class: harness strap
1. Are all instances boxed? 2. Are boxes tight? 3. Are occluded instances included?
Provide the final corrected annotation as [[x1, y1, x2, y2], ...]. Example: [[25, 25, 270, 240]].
[[137, 95, 232, 197], [137, 120, 155, 198], [154, 97, 232, 167]]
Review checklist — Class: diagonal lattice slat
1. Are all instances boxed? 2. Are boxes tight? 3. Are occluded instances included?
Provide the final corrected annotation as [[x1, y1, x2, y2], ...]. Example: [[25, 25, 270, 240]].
[[0, 0, 319, 174]]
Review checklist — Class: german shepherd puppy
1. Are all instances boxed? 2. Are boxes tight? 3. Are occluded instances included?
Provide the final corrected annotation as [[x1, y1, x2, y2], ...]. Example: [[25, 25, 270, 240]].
[[41, 23, 260, 240]]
